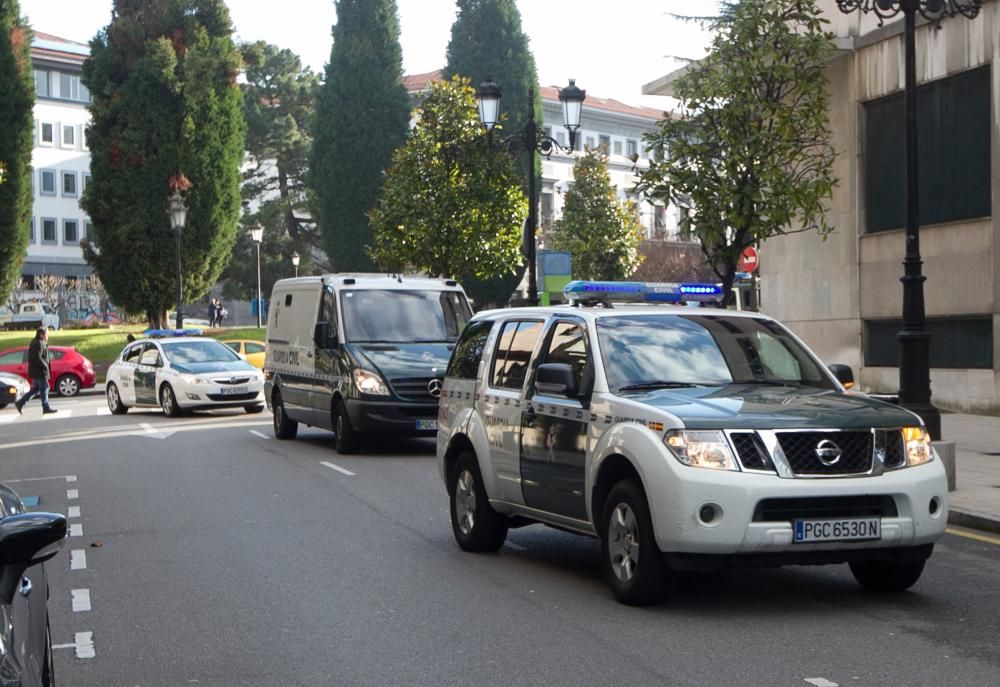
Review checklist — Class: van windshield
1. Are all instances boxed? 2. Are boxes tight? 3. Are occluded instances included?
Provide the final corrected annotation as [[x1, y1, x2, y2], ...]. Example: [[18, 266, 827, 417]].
[[340, 290, 472, 343]]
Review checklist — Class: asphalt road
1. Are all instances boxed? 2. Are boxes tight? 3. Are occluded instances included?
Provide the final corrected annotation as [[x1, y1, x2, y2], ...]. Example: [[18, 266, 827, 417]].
[[1, 393, 999, 686]]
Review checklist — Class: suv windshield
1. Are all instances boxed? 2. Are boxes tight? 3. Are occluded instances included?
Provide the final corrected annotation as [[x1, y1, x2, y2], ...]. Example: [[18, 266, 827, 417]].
[[161, 340, 241, 365], [596, 314, 835, 392], [340, 289, 472, 343]]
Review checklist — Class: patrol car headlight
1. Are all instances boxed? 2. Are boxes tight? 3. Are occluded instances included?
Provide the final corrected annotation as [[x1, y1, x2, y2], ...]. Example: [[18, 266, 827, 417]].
[[902, 426, 933, 466], [178, 374, 209, 385], [353, 369, 389, 396], [664, 430, 739, 471]]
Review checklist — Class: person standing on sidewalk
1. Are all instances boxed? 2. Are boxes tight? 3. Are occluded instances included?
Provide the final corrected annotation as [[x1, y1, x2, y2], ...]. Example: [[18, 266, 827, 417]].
[[15, 328, 58, 415]]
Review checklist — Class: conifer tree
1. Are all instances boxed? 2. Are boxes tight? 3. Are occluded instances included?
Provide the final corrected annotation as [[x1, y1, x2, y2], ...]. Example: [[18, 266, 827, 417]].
[[311, 0, 410, 272], [81, 0, 246, 326], [0, 3, 34, 304]]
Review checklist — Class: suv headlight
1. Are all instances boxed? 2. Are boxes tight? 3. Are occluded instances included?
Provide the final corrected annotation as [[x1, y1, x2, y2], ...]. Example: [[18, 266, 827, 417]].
[[663, 430, 739, 471], [902, 426, 933, 466], [353, 369, 389, 396]]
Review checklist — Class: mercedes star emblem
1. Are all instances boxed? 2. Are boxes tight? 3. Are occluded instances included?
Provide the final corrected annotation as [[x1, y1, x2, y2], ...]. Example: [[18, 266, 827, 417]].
[[427, 379, 443, 398]]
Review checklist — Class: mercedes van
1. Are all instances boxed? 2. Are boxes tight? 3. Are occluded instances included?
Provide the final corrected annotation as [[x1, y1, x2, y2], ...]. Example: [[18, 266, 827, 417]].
[[264, 274, 473, 453]]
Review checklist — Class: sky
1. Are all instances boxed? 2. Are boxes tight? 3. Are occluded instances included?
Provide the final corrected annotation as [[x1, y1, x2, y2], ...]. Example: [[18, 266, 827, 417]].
[[19, 0, 717, 108]]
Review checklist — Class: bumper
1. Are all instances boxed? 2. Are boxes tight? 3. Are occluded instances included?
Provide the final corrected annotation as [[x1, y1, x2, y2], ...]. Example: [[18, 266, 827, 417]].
[[642, 451, 949, 558], [345, 398, 438, 436], [177, 386, 264, 409]]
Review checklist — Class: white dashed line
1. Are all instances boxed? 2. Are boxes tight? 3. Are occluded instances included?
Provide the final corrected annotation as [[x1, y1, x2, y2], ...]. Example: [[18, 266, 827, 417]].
[[140, 422, 157, 433], [67, 489, 79, 499], [69, 523, 83, 537], [320, 461, 355, 476], [71, 588, 92, 612], [67, 506, 81, 518], [805, 679, 839, 687], [53, 631, 96, 659], [96, 407, 112, 416], [250, 430, 269, 439], [66, 475, 77, 483], [4, 475, 74, 484], [0, 415, 16, 425], [70, 550, 87, 571]]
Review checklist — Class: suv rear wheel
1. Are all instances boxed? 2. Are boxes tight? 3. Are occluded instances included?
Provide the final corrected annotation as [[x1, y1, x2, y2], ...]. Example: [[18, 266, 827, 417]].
[[601, 479, 668, 606], [849, 557, 926, 592], [449, 451, 507, 552]]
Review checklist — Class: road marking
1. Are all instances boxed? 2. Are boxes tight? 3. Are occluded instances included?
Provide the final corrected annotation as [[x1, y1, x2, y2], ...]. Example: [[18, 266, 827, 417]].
[[504, 542, 526, 552], [804, 679, 839, 687], [96, 407, 111, 416], [0, 419, 271, 452], [250, 430, 269, 439], [0, 415, 16, 425], [140, 422, 156, 433], [946, 527, 1000, 546], [52, 631, 96, 659], [69, 523, 83, 537], [3, 475, 74, 484], [67, 489, 79, 500], [66, 475, 77, 482], [68, 506, 81, 518], [71, 588, 91, 612], [43, 409, 71, 418], [70, 549, 87, 571], [320, 461, 355, 476]]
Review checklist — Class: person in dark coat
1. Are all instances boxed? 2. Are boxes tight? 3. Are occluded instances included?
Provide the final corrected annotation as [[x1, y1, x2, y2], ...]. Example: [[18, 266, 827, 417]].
[[15, 327, 57, 415], [208, 299, 219, 328]]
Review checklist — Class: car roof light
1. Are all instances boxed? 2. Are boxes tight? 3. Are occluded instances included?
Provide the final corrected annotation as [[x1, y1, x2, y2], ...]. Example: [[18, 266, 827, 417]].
[[563, 281, 722, 306], [143, 328, 204, 338]]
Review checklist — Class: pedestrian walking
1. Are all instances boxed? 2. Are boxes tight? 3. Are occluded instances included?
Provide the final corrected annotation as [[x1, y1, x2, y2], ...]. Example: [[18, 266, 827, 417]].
[[15, 327, 57, 415], [217, 304, 228, 328], [208, 298, 219, 328]]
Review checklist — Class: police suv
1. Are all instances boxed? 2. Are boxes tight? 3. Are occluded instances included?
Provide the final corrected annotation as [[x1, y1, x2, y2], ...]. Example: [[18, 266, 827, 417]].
[[437, 281, 948, 605]]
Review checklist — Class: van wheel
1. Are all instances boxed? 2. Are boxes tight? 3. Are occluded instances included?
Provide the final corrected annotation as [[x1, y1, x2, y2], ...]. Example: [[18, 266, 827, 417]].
[[333, 401, 359, 454], [448, 451, 507, 552], [601, 479, 668, 606], [272, 390, 298, 440], [849, 558, 926, 592]]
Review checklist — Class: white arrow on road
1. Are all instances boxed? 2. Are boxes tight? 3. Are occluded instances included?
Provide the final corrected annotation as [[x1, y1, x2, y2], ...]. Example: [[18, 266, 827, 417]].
[[136, 422, 177, 440]]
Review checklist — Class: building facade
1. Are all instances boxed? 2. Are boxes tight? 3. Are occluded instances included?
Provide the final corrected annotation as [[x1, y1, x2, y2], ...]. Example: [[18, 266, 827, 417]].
[[644, 1, 999, 413]]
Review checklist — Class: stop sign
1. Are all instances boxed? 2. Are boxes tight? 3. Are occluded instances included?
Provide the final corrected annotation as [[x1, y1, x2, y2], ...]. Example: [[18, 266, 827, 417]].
[[737, 246, 759, 273]]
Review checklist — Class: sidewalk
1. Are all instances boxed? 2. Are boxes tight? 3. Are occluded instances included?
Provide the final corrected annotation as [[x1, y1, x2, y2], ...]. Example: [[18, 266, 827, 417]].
[[942, 413, 1000, 534]]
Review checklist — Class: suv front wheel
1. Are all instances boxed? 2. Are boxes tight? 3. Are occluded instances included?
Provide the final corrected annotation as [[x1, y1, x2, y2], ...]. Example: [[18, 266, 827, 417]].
[[601, 479, 669, 606], [449, 451, 508, 552]]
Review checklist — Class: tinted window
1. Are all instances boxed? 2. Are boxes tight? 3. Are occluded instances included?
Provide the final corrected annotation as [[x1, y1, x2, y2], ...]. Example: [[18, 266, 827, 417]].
[[864, 318, 992, 369], [491, 320, 543, 390], [0, 350, 25, 365], [122, 344, 143, 363], [537, 321, 590, 394], [161, 340, 241, 364], [245, 342, 265, 355], [447, 320, 494, 379], [224, 342, 241, 353], [340, 289, 472, 343]]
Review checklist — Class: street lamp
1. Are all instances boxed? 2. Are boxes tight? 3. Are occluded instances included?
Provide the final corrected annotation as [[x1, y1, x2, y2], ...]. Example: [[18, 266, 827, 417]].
[[834, 0, 981, 440], [291, 251, 300, 278], [249, 223, 264, 327], [167, 189, 187, 329], [475, 78, 586, 306]]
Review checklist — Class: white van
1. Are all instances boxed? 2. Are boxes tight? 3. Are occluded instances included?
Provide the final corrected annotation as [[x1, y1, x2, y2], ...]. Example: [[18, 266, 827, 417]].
[[264, 274, 473, 453]]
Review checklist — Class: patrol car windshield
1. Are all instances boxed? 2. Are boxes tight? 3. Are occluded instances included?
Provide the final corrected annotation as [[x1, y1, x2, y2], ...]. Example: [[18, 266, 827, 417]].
[[161, 340, 242, 364], [596, 314, 835, 392], [340, 290, 471, 343]]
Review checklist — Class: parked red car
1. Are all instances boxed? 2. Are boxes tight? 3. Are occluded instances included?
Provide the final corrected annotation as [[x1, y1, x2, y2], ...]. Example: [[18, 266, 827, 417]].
[[0, 345, 97, 396]]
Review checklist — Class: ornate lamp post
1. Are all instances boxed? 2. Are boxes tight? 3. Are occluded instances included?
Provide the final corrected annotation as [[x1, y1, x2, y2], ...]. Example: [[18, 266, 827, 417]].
[[167, 189, 188, 329], [834, 0, 981, 440], [249, 224, 264, 327], [475, 78, 586, 306], [291, 251, 300, 278]]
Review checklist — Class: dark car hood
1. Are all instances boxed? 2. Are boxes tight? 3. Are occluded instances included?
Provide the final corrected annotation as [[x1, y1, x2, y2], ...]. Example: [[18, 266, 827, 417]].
[[349, 343, 452, 379], [624, 385, 919, 430], [171, 361, 256, 375]]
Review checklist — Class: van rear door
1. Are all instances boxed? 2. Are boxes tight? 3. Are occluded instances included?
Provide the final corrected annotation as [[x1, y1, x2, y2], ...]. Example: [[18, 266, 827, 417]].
[[267, 284, 320, 425]]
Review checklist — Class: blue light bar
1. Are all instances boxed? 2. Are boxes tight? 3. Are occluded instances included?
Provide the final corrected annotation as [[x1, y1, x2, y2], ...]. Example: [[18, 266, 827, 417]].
[[563, 281, 722, 305], [143, 328, 204, 338]]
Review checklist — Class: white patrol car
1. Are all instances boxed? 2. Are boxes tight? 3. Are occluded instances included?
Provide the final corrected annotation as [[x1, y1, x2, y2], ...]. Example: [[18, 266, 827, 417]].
[[437, 281, 948, 605], [106, 331, 265, 416]]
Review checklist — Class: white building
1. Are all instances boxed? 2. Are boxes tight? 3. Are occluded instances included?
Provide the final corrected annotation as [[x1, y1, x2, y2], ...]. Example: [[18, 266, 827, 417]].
[[25, 32, 93, 286]]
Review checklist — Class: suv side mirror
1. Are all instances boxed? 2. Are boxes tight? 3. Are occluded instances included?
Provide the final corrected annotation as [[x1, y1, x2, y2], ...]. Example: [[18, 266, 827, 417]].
[[535, 363, 578, 398], [0, 512, 67, 604], [828, 363, 855, 389]]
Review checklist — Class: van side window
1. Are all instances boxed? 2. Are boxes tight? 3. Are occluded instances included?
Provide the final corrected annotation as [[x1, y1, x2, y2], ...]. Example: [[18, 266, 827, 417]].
[[490, 320, 543, 390], [447, 320, 494, 379], [284, 294, 293, 306], [323, 287, 339, 344]]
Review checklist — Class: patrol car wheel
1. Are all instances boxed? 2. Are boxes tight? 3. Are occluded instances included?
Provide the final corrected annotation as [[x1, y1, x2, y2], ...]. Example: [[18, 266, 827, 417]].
[[849, 557, 926, 592], [601, 480, 668, 606], [333, 402, 359, 454], [160, 384, 182, 417], [449, 452, 507, 552], [272, 390, 298, 440], [106, 382, 128, 415]]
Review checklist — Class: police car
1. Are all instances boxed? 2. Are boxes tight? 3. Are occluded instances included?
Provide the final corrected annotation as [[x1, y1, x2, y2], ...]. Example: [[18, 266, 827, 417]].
[[106, 331, 266, 416], [437, 281, 948, 605]]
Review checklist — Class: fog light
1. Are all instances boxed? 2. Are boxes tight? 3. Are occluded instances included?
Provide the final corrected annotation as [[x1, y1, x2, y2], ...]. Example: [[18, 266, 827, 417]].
[[697, 502, 723, 527], [929, 496, 942, 517], [186, 393, 201, 401]]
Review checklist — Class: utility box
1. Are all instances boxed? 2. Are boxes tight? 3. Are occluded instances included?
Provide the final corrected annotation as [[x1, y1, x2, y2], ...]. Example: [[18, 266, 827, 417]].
[[538, 250, 572, 306]]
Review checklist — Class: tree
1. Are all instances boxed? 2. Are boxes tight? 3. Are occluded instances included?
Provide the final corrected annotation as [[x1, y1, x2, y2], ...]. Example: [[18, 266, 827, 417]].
[[444, 0, 541, 306], [81, 0, 246, 327], [311, 0, 410, 273], [369, 77, 526, 283], [637, 0, 836, 304], [629, 240, 716, 283], [551, 149, 643, 281], [222, 41, 321, 301], [0, 3, 34, 306]]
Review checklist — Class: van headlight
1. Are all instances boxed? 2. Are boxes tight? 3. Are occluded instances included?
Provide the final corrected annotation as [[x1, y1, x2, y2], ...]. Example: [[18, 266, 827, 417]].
[[353, 369, 389, 396], [902, 426, 933, 466], [663, 430, 739, 471]]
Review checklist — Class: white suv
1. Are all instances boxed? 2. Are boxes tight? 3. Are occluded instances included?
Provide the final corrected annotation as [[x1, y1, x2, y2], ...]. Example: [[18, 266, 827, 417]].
[[436, 281, 948, 605]]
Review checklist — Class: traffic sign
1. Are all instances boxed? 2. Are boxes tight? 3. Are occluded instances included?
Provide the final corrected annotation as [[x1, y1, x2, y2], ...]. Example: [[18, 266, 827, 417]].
[[737, 246, 759, 273]]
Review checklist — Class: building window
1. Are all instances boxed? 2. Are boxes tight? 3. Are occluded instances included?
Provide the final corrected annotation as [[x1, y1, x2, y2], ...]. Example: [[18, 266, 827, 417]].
[[864, 317, 993, 369], [40, 122, 54, 145], [864, 67, 991, 234], [613, 140, 623, 156], [599, 135, 611, 153], [574, 131, 584, 152], [556, 130, 566, 146], [63, 219, 79, 244], [543, 126, 552, 140], [41, 218, 57, 244], [40, 169, 56, 195], [84, 222, 94, 243], [29, 218, 35, 244], [585, 136, 595, 150], [62, 171, 77, 197], [626, 139, 638, 158], [62, 124, 76, 148], [33, 69, 50, 97]]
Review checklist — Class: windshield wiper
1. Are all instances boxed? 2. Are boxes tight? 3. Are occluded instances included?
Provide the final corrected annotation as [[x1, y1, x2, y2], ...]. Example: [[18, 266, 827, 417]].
[[730, 379, 803, 387], [618, 381, 708, 391]]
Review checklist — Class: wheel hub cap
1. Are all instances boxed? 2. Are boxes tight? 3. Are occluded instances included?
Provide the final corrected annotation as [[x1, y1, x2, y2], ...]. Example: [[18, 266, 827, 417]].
[[609, 503, 639, 582], [455, 470, 476, 535]]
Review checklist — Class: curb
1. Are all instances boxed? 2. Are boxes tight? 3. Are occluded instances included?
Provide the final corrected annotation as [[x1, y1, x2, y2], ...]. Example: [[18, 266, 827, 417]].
[[948, 508, 1000, 536]]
